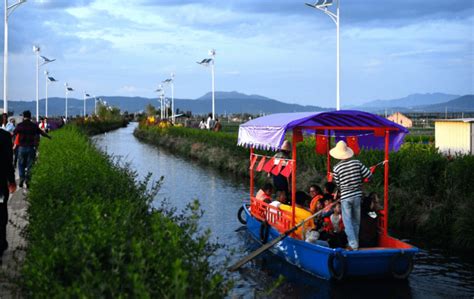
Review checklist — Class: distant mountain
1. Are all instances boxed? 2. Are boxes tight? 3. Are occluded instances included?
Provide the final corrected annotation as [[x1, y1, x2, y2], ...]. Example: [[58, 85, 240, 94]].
[[358, 93, 460, 110], [6, 91, 327, 116], [415, 95, 474, 112]]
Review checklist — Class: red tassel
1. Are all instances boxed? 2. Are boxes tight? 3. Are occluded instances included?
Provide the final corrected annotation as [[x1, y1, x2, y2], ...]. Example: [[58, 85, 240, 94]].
[[280, 161, 293, 178], [346, 136, 360, 155], [271, 160, 284, 176], [256, 156, 266, 172], [316, 135, 328, 155], [249, 155, 258, 170], [263, 157, 276, 173]]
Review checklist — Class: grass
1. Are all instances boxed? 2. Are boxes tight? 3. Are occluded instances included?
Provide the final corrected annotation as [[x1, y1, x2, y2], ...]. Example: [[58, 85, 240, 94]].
[[22, 126, 229, 297]]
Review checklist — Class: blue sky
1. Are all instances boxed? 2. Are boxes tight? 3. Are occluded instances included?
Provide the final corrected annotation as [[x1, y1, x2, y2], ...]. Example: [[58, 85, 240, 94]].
[[3, 0, 473, 107]]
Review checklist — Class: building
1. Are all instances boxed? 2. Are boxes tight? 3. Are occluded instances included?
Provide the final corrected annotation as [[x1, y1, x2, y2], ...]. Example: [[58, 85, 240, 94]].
[[387, 112, 412, 128], [435, 119, 474, 155]]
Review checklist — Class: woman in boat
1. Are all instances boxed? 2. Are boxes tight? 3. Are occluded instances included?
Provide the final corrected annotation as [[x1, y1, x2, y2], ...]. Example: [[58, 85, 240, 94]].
[[279, 191, 314, 239], [330, 141, 372, 251], [271, 140, 291, 196], [255, 183, 273, 204], [309, 184, 324, 213]]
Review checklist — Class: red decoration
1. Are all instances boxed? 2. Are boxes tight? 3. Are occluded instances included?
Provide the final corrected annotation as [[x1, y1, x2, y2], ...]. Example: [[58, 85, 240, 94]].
[[280, 161, 293, 178], [256, 156, 266, 172], [293, 128, 303, 143], [263, 157, 276, 173], [346, 136, 360, 155], [249, 155, 258, 170], [271, 160, 284, 176], [316, 134, 328, 155]]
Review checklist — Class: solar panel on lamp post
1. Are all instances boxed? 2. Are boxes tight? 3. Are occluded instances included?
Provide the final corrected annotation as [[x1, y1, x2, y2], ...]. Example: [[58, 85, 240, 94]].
[[64, 83, 73, 121], [44, 71, 57, 118], [197, 49, 216, 120], [3, 0, 26, 115], [34, 48, 56, 121], [305, 0, 340, 111]]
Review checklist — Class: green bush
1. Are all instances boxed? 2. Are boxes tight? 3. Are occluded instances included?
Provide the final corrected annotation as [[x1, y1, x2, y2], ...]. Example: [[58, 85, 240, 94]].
[[135, 125, 474, 250], [22, 126, 228, 297]]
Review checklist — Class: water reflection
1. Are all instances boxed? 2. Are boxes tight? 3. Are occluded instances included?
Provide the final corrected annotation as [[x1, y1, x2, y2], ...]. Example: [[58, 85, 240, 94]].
[[93, 124, 474, 299]]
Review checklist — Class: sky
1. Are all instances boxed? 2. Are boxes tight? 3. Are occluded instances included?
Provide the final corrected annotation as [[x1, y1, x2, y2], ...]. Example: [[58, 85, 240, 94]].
[[2, 0, 473, 107]]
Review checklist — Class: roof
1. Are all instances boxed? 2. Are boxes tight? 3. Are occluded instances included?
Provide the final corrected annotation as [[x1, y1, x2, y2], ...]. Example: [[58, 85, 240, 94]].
[[237, 110, 408, 152], [435, 118, 474, 123]]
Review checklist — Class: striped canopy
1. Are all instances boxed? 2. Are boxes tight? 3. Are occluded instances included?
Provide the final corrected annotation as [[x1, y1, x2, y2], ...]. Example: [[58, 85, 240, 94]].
[[237, 110, 408, 151]]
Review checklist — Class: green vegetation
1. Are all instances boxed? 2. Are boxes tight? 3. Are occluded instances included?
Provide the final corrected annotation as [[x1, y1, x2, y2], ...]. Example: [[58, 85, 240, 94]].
[[22, 126, 228, 297], [71, 104, 129, 135], [135, 124, 474, 251]]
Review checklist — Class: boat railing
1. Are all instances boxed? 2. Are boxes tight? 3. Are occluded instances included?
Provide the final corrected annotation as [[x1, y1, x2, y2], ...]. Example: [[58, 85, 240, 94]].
[[250, 196, 294, 236]]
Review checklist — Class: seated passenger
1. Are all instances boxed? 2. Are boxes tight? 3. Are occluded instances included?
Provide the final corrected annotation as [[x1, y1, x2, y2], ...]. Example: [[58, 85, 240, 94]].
[[279, 191, 315, 240], [270, 190, 287, 208], [323, 181, 337, 202], [359, 192, 380, 248], [309, 184, 324, 213], [322, 203, 347, 248], [256, 183, 273, 204], [267, 190, 287, 224]]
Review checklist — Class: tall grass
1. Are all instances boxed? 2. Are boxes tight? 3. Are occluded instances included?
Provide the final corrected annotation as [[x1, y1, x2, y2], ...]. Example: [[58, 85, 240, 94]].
[[22, 126, 228, 297], [135, 124, 474, 251]]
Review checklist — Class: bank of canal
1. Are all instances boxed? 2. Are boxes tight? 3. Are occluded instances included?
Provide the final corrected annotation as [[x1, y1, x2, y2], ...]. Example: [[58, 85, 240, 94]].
[[93, 123, 474, 299]]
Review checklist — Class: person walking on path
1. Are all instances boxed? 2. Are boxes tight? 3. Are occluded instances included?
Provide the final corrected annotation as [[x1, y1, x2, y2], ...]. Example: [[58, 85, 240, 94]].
[[13, 110, 51, 188], [330, 140, 372, 251], [0, 126, 16, 259]]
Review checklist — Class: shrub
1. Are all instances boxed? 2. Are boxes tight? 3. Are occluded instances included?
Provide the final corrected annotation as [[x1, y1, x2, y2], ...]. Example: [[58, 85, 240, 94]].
[[22, 126, 228, 297]]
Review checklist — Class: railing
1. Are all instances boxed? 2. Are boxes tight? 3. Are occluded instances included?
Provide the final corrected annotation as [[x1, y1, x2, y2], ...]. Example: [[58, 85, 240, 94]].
[[250, 196, 295, 238]]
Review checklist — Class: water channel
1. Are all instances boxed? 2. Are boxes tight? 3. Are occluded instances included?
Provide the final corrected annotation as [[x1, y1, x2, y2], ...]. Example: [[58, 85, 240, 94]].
[[93, 123, 474, 299]]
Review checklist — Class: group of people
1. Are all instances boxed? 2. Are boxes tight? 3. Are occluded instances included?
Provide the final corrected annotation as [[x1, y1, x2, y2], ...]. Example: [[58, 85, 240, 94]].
[[255, 140, 378, 251], [198, 113, 222, 131], [0, 110, 51, 260]]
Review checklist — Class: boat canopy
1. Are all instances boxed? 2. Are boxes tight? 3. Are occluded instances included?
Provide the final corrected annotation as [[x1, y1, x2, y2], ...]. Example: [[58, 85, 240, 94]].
[[237, 110, 408, 151]]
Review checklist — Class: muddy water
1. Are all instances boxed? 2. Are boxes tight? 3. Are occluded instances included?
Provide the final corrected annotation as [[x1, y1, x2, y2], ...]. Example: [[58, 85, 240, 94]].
[[93, 123, 474, 299]]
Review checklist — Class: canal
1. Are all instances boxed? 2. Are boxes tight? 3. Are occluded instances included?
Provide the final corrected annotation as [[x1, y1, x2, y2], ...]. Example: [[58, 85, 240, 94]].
[[93, 123, 474, 298]]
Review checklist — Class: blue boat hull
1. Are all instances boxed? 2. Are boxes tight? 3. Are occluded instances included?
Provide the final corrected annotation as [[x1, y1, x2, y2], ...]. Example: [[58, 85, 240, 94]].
[[243, 204, 418, 280]]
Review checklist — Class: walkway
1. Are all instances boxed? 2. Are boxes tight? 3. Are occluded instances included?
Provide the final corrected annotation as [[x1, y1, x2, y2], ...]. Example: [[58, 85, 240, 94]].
[[0, 179, 28, 299]]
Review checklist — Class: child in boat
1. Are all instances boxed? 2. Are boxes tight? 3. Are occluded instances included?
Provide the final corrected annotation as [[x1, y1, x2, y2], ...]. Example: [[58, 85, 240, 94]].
[[270, 190, 288, 208], [359, 192, 381, 248], [279, 191, 315, 240], [256, 183, 273, 204], [309, 184, 324, 213], [322, 202, 347, 248], [267, 190, 287, 224], [323, 182, 337, 202]]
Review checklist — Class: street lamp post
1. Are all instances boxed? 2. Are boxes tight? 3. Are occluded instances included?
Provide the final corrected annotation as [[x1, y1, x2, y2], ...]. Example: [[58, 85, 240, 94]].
[[197, 49, 216, 120], [3, 0, 26, 114], [44, 71, 57, 117], [306, 0, 340, 110], [34, 49, 56, 121], [64, 83, 73, 121], [83, 92, 90, 117], [162, 72, 175, 123], [155, 85, 164, 119]]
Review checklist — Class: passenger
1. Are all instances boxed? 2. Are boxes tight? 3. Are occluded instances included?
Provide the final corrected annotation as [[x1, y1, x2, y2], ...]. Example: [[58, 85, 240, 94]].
[[270, 190, 287, 208], [330, 140, 372, 251], [279, 191, 315, 240], [359, 193, 380, 248], [267, 190, 287, 224], [272, 140, 291, 196], [309, 184, 324, 213], [322, 203, 347, 248], [255, 183, 273, 204], [199, 118, 206, 130], [323, 181, 337, 202]]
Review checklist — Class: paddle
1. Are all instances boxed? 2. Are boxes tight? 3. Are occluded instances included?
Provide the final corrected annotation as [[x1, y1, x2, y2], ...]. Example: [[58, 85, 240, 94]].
[[228, 199, 341, 272]]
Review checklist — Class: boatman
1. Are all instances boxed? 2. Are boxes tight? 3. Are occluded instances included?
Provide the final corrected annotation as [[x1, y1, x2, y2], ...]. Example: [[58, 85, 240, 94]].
[[330, 140, 372, 251]]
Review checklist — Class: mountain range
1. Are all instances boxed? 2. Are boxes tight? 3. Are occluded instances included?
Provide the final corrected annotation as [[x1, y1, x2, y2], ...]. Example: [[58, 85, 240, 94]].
[[4, 91, 473, 116]]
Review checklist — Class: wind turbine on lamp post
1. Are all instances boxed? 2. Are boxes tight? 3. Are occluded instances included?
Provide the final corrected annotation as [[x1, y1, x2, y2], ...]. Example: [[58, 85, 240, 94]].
[[64, 83, 73, 121], [3, 0, 26, 114], [305, 0, 341, 111], [44, 71, 57, 117], [197, 49, 216, 120]]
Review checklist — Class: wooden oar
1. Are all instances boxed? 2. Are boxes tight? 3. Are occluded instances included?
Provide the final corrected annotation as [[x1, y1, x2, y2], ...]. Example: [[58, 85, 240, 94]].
[[228, 199, 340, 272]]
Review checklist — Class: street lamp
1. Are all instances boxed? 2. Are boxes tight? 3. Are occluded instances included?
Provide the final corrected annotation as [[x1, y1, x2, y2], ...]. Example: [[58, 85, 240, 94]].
[[64, 83, 73, 121], [305, 0, 341, 111], [34, 47, 56, 121], [3, 0, 26, 114], [155, 85, 164, 119], [162, 72, 175, 123], [83, 92, 90, 117], [44, 71, 57, 117], [197, 49, 216, 120]]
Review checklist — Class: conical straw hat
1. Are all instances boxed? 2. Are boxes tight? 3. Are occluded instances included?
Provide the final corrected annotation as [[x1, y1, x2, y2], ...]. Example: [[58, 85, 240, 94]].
[[329, 141, 354, 160]]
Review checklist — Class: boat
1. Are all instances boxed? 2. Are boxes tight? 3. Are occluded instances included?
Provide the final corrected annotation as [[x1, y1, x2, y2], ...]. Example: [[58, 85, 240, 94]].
[[235, 110, 419, 280]]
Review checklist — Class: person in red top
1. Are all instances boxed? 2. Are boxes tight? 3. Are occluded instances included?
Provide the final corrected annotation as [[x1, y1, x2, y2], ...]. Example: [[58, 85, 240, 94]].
[[308, 184, 324, 213], [255, 183, 273, 204], [322, 203, 347, 248], [13, 111, 51, 188]]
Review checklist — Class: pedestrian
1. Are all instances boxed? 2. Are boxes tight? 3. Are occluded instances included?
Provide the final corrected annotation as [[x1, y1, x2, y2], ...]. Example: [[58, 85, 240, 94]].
[[330, 140, 372, 251], [206, 113, 215, 130], [0, 126, 16, 259], [13, 111, 52, 189], [199, 118, 206, 130], [213, 118, 222, 132], [0, 113, 7, 130]]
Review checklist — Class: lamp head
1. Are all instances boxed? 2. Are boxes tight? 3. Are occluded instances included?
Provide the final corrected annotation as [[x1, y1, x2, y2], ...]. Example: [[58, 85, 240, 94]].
[[33, 45, 40, 53], [44, 70, 49, 76], [208, 49, 216, 57]]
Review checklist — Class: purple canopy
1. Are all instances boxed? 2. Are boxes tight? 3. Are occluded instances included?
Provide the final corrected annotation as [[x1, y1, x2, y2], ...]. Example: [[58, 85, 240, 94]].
[[237, 110, 408, 152]]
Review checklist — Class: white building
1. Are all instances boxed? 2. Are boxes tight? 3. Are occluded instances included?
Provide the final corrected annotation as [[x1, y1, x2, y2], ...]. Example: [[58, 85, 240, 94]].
[[435, 119, 474, 155]]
